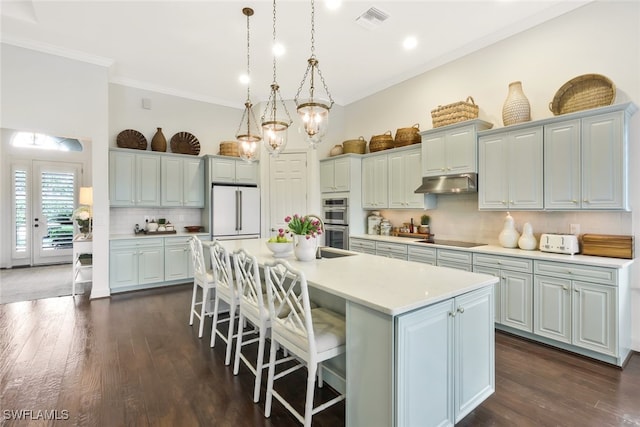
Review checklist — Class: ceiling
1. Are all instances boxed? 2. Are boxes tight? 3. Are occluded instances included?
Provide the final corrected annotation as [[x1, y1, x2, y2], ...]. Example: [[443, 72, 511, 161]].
[[1, 0, 590, 108]]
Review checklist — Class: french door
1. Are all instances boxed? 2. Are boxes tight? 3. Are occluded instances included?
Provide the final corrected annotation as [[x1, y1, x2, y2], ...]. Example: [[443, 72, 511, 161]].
[[11, 160, 82, 266]]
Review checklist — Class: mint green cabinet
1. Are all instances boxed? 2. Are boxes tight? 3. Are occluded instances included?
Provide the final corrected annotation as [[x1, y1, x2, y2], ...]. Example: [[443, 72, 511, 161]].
[[545, 111, 628, 210], [161, 156, 204, 207], [362, 153, 388, 209], [479, 126, 543, 210], [421, 120, 492, 177], [110, 238, 164, 292], [109, 151, 161, 207], [210, 155, 258, 185], [395, 286, 494, 426], [534, 260, 619, 357], [320, 156, 351, 192], [164, 236, 193, 281], [388, 148, 424, 209]]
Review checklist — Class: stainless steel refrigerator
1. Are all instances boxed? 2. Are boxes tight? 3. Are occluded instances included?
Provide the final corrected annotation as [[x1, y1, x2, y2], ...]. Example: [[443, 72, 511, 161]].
[[210, 183, 260, 240]]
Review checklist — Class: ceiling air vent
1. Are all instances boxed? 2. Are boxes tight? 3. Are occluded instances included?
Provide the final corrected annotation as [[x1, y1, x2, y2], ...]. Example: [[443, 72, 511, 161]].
[[355, 7, 390, 30]]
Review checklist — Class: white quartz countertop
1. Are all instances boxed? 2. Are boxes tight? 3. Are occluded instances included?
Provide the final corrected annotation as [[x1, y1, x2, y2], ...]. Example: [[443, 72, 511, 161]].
[[215, 238, 498, 317], [351, 234, 634, 268], [110, 231, 208, 240]]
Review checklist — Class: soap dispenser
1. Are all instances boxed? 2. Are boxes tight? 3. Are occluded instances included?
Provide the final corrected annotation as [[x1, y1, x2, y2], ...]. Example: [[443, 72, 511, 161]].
[[498, 212, 520, 248]]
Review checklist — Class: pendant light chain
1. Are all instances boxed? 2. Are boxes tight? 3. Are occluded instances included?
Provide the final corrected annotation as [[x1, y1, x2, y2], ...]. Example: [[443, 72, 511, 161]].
[[236, 7, 261, 163]]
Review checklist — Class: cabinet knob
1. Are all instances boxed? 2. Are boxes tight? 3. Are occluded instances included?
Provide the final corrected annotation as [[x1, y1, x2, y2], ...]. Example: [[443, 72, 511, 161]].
[[441, 168, 445, 171], [574, 288, 580, 293], [501, 201, 506, 205], [572, 200, 578, 204], [562, 286, 569, 291], [447, 167, 452, 171], [457, 306, 465, 314], [510, 200, 514, 204], [448, 311, 456, 317], [583, 199, 589, 203]]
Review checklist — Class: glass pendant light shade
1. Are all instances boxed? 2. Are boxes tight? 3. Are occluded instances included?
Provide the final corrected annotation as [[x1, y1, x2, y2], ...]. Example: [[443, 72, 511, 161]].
[[262, 119, 289, 155], [297, 100, 330, 146]]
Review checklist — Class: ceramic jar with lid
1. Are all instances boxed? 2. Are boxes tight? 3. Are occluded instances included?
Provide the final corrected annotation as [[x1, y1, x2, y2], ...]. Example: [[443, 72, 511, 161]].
[[379, 219, 392, 236]]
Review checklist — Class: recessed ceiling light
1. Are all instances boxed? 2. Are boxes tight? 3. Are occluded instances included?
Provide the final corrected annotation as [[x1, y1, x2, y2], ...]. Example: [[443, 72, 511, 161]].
[[325, 0, 342, 10], [403, 36, 418, 50], [272, 42, 285, 57], [239, 73, 250, 85]]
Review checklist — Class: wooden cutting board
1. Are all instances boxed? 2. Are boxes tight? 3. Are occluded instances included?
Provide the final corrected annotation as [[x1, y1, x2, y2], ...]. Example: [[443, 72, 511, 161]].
[[581, 234, 634, 259]]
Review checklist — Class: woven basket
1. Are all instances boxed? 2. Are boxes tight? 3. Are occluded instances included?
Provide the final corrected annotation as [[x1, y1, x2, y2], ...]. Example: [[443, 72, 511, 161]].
[[394, 124, 421, 147], [549, 74, 615, 115], [219, 141, 239, 157], [369, 131, 394, 152], [342, 137, 366, 154], [431, 96, 479, 128]]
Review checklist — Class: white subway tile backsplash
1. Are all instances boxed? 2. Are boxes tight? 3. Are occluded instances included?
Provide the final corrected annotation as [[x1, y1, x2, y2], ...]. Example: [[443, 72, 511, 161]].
[[110, 207, 204, 235], [368, 193, 632, 245]]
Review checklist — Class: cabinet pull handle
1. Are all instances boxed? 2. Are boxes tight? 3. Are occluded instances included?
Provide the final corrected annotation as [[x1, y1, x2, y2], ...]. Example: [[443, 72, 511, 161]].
[[457, 306, 465, 314]]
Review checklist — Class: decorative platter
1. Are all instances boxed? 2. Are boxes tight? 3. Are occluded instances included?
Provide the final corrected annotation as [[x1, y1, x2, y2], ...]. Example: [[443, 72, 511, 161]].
[[170, 132, 200, 155], [116, 129, 147, 150]]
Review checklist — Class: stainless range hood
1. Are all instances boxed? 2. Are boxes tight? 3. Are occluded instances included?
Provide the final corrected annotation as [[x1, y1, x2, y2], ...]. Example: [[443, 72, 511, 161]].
[[414, 173, 478, 194]]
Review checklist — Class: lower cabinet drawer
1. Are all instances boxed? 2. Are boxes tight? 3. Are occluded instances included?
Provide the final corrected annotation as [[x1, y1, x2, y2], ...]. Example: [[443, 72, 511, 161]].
[[534, 260, 616, 285]]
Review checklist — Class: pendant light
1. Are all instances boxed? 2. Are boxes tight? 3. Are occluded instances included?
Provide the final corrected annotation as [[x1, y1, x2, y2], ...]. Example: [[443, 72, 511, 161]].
[[261, 0, 292, 156], [294, 0, 334, 147], [236, 7, 261, 163]]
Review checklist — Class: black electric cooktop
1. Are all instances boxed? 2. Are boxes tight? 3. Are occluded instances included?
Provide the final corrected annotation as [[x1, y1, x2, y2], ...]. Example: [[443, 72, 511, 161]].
[[416, 239, 487, 248]]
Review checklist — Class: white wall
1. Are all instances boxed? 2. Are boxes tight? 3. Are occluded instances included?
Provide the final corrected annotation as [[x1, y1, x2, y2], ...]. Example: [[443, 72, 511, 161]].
[[341, 1, 640, 351], [0, 43, 110, 299]]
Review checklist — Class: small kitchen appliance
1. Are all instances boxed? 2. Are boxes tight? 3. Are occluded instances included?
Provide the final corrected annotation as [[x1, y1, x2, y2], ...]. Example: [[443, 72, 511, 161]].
[[539, 233, 579, 255]]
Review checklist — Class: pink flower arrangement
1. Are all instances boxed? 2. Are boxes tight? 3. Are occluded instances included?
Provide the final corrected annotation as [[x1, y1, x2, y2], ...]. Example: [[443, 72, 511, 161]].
[[285, 214, 323, 239]]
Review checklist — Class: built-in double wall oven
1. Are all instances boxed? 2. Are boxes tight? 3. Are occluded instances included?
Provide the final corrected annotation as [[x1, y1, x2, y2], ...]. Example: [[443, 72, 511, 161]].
[[322, 197, 349, 250]]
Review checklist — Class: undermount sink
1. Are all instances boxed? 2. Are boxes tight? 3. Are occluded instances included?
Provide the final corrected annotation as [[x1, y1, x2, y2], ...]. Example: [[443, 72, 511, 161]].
[[317, 247, 356, 259]]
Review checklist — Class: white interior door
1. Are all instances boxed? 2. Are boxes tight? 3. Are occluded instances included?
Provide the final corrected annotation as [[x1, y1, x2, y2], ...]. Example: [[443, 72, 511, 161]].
[[12, 160, 82, 266], [269, 152, 308, 234]]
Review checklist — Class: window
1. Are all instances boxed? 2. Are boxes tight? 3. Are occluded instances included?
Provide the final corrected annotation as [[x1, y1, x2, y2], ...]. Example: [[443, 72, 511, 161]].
[[12, 132, 83, 152]]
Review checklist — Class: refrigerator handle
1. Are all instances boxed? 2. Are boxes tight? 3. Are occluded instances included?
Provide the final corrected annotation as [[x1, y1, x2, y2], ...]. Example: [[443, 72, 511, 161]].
[[238, 190, 243, 230], [235, 190, 240, 231]]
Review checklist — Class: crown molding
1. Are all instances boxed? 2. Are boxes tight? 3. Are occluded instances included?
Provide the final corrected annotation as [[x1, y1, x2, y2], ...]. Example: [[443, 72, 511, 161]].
[[1, 36, 114, 68]]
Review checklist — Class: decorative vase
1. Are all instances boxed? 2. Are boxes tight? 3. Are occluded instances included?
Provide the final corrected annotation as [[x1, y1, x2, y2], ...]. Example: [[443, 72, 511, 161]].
[[502, 81, 531, 126], [518, 222, 537, 250], [329, 145, 344, 156], [293, 234, 318, 262], [151, 127, 167, 152], [498, 212, 520, 248]]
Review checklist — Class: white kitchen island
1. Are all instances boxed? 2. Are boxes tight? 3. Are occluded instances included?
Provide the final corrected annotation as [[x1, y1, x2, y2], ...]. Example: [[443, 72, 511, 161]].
[[217, 239, 499, 427]]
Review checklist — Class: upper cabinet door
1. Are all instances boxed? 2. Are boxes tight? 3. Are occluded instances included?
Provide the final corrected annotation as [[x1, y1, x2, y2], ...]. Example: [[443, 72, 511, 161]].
[[235, 160, 259, 185], [544, 120, 581, 210], [135, 154, 161, 206], [210, 157, 236, 183], [109, 151, 136, 206], [403, 149, 425, 208], [446, 127, 476, 174], [478, 135, 508, 209], [333, 158, 351, 192], [183, 157, 204, 207], [508, 127, 543, 210], [581, 111, 626, 210], [161, 156, 183, 207], [319, 160, 335, 192], [422, 133, 446, 177]]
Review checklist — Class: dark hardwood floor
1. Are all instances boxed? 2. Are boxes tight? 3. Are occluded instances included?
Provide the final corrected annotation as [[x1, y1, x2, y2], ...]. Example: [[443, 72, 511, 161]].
[[1, 284, 638, 427]]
